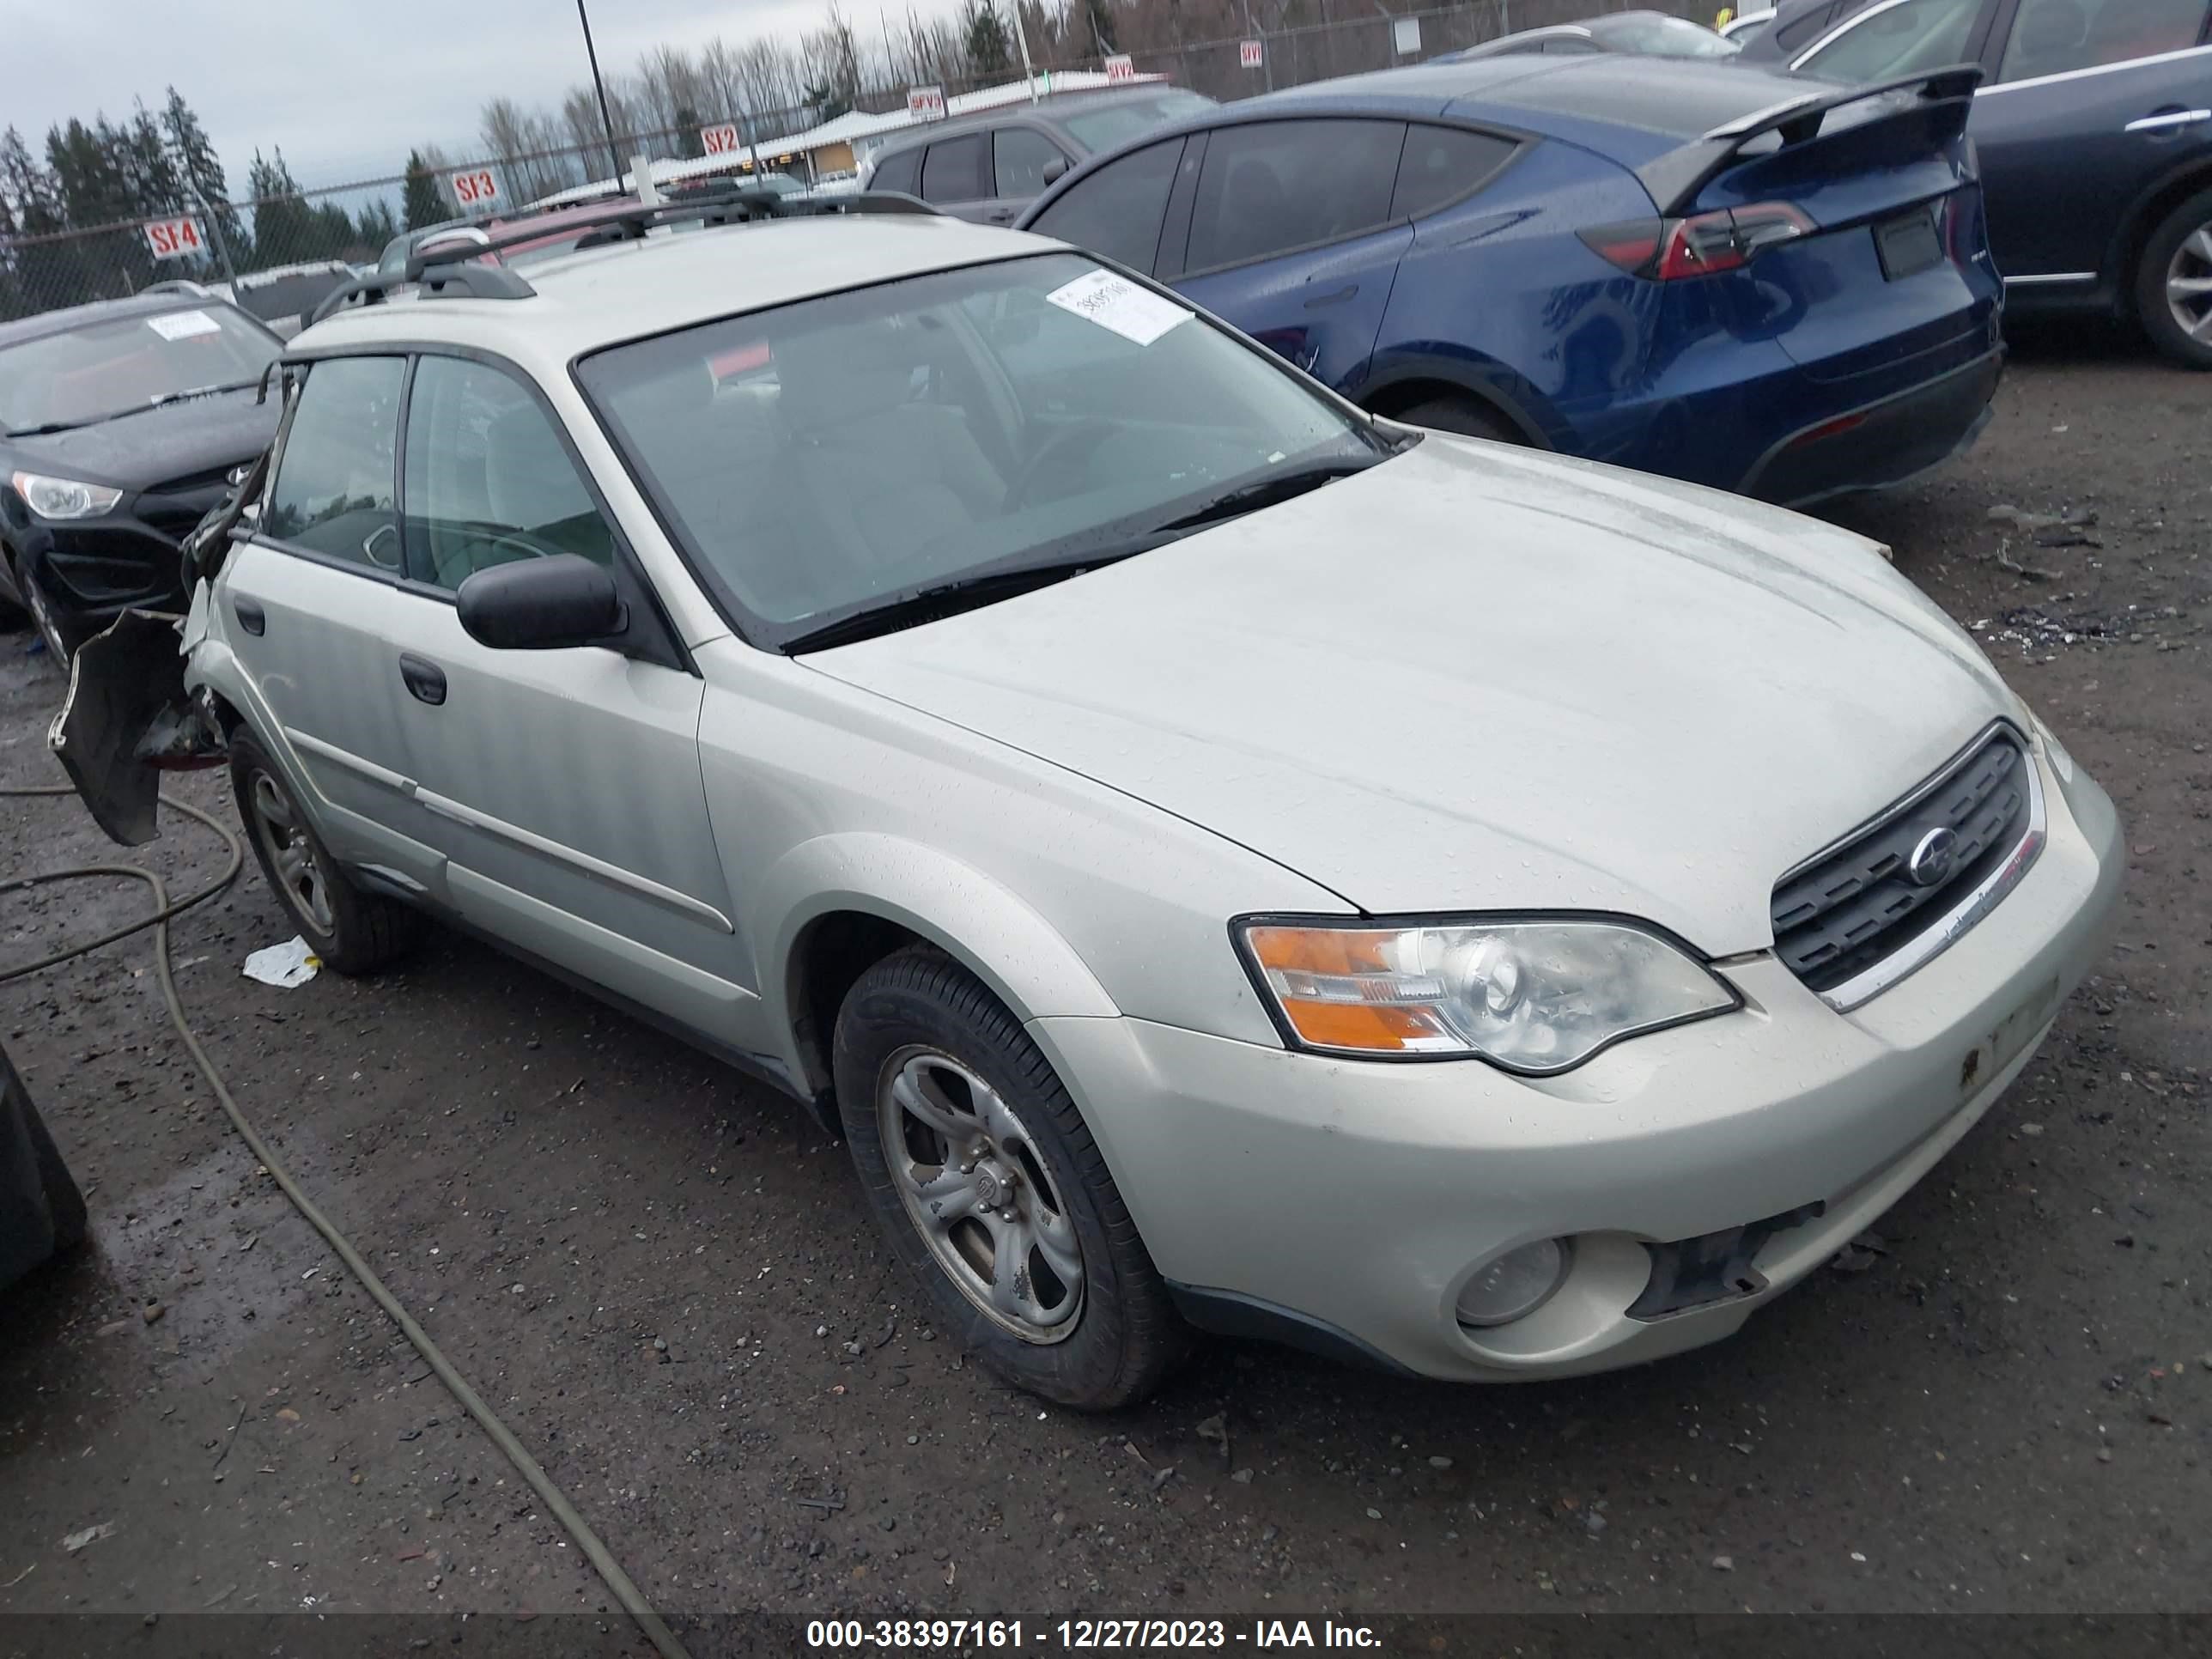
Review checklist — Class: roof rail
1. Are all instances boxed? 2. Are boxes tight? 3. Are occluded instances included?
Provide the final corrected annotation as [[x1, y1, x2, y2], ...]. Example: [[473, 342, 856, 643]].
[[305, 187, 943, 327], [143, 280, 214, 300]]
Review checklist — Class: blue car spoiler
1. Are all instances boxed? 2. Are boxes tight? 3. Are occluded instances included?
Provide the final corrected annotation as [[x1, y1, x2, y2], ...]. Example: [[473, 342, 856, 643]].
[[1635, 63, 1984, 218]]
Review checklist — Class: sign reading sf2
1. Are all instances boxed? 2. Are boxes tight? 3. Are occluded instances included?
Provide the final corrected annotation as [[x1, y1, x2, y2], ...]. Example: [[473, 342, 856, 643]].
[[700, 123, 744, 155]]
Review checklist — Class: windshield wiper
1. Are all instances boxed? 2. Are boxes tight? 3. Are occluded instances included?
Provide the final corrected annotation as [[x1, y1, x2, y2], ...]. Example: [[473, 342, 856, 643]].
[[1147, 458, 1380, 536], [783, 544, 1164, 653], [143, 380, 262, 413]]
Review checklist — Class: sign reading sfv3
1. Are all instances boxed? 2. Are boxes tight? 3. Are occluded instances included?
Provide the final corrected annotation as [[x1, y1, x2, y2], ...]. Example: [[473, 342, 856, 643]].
[[908, 84, 948, 120]]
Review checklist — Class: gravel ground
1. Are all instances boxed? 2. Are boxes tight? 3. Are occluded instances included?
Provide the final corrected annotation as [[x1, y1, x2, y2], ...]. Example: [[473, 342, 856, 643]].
[[0, 326, 2205, 1644]]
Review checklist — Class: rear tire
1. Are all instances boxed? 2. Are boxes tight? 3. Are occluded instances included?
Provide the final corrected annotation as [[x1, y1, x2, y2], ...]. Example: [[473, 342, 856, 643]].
[[230, 729, 422, 975], [834, 945, 1183, 1410], [1391, 394, 1523, 445], [2135, 186, 2212, 369]]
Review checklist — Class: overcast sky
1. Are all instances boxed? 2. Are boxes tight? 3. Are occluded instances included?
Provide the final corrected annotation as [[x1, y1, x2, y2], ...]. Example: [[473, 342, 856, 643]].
[[5, 0, 925, 189]]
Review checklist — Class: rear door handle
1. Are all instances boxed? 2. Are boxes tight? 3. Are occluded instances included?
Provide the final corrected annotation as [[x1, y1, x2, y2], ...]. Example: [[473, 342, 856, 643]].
[[398, 653, 447, 707], [2125, 108, 2211, 133], [232, 596, 265, 635]]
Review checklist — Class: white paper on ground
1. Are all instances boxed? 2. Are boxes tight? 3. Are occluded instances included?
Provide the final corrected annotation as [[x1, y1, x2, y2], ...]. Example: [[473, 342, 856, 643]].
[[145, 309, 221, 341], [1043, 270, 1190, 347], [242, 936, 319, 988]]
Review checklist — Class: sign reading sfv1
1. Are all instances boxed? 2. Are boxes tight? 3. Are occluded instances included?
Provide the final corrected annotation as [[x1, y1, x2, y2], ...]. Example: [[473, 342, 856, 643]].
[[1104, 53, 1136, 81], [701, 123, 745, 155], [447, 166, 504, 212], [908, 84, 948, 120], [143, 216, 206, 260], [1240, 39, 1264, 68]]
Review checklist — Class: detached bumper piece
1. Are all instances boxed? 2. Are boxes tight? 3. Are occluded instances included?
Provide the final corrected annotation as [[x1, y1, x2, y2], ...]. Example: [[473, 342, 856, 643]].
[[1627, 1200, 1826, 1321], [48, 609, 224, 848]]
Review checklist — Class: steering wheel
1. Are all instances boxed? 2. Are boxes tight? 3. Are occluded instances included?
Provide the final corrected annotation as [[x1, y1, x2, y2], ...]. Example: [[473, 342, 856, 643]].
[[1003, 418, 1116, 510]]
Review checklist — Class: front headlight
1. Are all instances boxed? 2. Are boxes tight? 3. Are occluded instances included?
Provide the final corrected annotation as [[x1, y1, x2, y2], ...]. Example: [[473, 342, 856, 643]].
[[11, 471, 124, 520], [1236, 916, 1739, 1073]]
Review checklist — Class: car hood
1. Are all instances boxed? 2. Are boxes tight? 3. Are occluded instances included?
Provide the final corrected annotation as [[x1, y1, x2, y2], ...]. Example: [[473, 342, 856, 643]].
[[8, 386, 279, 490], [805, 437, 2021, 954]]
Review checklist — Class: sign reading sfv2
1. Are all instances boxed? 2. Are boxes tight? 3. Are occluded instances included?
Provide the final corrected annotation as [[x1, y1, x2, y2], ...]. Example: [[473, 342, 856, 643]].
[[1104, 54, 1136, 81], [447, 166, 504, 212], [143, 216, 206, 260], [908, 84, 948, 120], [701, 123, 744, 155]]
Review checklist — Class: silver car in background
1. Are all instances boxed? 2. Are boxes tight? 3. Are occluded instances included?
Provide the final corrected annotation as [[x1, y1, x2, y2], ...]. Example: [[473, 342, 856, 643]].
[[58, 208, 2121, 1409]]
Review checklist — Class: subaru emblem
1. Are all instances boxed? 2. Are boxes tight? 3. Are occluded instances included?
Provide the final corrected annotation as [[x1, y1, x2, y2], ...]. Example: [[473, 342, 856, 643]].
[[1906, 826, 1958, 888]]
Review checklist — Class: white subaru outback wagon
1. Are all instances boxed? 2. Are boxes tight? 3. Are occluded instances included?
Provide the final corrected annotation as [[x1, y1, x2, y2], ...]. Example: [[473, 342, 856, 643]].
[[55, 191, 2121, 1409]]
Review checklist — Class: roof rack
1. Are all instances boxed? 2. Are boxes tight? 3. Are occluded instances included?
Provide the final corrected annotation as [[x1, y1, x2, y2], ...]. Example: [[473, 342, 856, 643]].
[[307, 188, 941, 327], [143, 280, 215, 300]]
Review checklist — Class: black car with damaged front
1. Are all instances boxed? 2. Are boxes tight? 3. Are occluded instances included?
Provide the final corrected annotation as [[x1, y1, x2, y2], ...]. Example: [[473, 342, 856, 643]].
[[0, 293, 283, 659]]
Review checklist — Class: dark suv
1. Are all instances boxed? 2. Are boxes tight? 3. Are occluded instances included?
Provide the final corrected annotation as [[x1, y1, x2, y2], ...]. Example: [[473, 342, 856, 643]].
[[860, 86, 1214, 222], [1, 292, 283, 658]]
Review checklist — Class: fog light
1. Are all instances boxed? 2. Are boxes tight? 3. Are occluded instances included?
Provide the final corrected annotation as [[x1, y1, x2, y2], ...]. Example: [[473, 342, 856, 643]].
[[1455, 1238, 1570, 1328]]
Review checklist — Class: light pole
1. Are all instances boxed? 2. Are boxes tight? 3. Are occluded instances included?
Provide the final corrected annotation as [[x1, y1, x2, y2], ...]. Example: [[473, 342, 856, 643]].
[[575, 0, 623, 182]]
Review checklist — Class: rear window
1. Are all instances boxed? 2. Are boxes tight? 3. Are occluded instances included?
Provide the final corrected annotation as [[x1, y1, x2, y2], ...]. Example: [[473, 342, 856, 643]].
[[1599, 14, 1741, 56], [1185, 120, 1404, 272], [1389, 126, 1517, 221]]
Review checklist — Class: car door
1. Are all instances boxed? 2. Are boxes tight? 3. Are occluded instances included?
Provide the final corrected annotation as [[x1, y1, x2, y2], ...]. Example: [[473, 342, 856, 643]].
[[918, 131, 994, 222], [1160, 119, 1413, 395], [388, 350, 749, 1037], [223, 352, 444, 885], [1972, 0, 2212, 285], [976, 125, 1073, 226]]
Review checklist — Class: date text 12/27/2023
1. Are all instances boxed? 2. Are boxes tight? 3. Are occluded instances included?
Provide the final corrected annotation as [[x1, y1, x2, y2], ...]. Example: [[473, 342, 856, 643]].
[[805, 1620, 1383, 1650]]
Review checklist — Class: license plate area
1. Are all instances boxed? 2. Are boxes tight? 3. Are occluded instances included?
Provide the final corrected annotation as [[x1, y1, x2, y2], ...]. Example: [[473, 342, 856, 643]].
[[1875, 208, 1943, 281]]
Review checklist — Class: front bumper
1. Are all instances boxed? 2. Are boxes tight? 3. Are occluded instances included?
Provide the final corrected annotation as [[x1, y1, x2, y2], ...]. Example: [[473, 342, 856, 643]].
[[4, 483, 226, 630], [1031, 743, 2121, 1382]]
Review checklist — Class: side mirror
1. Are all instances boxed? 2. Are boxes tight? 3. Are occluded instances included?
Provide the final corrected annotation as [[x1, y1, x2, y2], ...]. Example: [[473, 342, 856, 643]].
[[1041, 156, 1069, 186], [456, 555, 626, 651]]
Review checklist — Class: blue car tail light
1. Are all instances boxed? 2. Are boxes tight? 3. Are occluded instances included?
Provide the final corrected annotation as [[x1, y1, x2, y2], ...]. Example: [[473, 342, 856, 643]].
[[1580, 202, 1815, 280]]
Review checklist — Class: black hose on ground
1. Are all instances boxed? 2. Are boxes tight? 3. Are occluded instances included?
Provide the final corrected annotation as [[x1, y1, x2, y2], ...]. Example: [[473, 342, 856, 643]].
[[0, 782, 691, 1659]]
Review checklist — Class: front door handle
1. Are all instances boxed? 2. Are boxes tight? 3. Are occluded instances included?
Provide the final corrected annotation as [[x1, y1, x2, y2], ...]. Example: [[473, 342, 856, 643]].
[[232, 596, 265, 635], [2125, 108, 2212, 133], [398, 653, 447, 707], [1304, 284, 1358, 308]]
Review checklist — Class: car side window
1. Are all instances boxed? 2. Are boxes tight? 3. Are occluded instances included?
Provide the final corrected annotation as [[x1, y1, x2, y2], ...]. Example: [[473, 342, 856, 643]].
[[871, 146, 922, 195], [1184, 120, 1406, 273], [263, 356, 404, 570], [1389, 126, 1517, 222], [1999, 0, 2209, 82], [994, 127, 1066, 198], [1796, 0, 1982, 79], [401, 355, 617, 592], [921, 133, 988, 204], [1024, 138, 1185, 272]]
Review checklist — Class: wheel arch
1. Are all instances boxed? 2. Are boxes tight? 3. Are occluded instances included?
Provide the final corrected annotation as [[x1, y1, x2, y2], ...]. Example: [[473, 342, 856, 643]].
[[763, 834, 1121, 1107], [1355, 354, 1559, 447], [2110, 157, 2212, 318]]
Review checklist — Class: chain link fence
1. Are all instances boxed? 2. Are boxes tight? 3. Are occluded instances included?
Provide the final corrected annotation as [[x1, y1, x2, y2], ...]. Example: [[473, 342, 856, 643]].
[[0, 0, 1707, 325]]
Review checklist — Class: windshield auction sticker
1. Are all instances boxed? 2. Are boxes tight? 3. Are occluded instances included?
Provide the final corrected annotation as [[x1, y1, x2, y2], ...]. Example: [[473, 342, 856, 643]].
[[1044, 270, 1190, 347], [146, 310, 222, 341]]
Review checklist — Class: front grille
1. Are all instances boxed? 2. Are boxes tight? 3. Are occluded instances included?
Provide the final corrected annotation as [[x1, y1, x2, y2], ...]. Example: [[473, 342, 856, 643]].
[[1771, 727, 2031, 994]]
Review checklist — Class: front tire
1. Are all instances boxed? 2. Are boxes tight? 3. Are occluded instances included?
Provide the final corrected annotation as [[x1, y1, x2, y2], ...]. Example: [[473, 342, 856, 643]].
[[2136, 187, 2212, 369], [230, 730, 421, 975], [834, 946, 1182, 1410], [1392, 394, 1522, 444]]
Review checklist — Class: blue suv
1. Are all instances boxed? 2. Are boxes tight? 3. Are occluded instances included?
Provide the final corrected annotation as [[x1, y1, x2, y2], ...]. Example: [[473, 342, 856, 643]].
[[1018, 55, 2005, 506]]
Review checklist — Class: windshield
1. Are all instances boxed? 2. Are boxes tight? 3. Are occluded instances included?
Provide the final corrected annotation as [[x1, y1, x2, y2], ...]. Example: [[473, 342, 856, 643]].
[[0, 304, 278, 434], [1060, 91, 1216, 153], [576, 250, 1386, 647], [1797, 0, 1980, 80], [1605, 14, 1741, 55]]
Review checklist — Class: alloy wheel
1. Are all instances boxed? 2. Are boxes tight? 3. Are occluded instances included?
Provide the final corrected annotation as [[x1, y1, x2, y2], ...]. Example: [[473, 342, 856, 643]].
[[248, 770, 337, 936], [2166, 222, 2212, 345], [876, 1046, 1085, 1343]]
